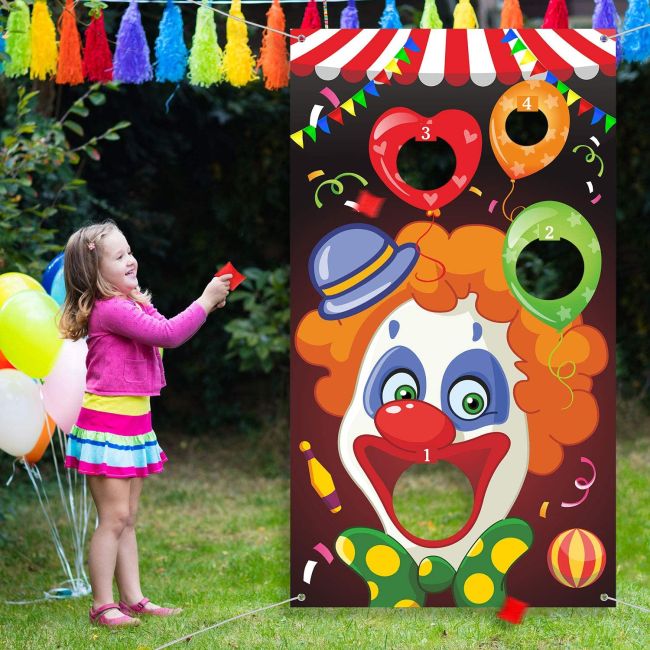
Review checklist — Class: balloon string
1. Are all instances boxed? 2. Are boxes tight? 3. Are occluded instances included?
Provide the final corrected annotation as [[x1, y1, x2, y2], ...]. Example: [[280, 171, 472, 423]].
[[414, 216, 446, 283], [501, 180, 526, 222], [547, 330, 577, 410]]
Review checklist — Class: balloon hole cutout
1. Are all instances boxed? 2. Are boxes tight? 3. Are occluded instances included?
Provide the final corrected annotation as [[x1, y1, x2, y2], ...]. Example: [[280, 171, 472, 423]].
[[396, 138, 456, 192], [391, 461, 474, 541], [515, 238, 585, 301], [505, 110, 549, 147]]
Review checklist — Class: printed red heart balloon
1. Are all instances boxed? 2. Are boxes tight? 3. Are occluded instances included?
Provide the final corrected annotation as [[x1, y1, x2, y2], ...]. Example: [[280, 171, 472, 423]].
[[369, 108, 482, 212]]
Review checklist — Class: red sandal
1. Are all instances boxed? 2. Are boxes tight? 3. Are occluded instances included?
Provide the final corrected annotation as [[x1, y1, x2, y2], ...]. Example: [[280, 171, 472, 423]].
[[89, 602, 140, 627], [119, 597, 182, 617]]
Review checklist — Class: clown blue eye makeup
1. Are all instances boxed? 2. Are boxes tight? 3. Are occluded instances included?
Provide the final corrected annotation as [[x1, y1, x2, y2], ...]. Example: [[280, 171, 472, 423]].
[[441, 349, 510, 431], [363, 346, 426, 417]]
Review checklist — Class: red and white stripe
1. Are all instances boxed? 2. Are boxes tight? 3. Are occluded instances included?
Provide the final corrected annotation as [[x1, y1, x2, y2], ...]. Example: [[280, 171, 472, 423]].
[[290, 29, 616, 86]]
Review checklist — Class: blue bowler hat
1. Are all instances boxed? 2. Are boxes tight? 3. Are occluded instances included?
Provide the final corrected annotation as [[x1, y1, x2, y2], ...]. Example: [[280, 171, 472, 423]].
[[309, 224, 419, 320]]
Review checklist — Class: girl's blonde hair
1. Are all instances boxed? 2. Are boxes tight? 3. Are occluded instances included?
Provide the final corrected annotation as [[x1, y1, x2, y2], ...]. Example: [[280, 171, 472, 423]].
[[58, 220, 151, 340]]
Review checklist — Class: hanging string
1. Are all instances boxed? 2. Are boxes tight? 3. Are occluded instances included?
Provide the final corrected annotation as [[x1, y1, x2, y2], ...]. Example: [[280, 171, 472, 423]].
[[600, 594, 650, 613], [501, 179, 526, 222], [154, 594, 306, 649], [547, 330, 577, 410]]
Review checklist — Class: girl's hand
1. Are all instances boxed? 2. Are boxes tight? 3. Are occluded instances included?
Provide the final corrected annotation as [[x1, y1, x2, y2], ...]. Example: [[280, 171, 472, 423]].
[[198, 275, 232, 314]]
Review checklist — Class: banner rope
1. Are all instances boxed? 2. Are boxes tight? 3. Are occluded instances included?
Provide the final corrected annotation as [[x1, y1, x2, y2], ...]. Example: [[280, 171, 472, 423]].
[[600, 594, 650, 613], [154, 594, 305, 649], [601, 23, 650, 41]]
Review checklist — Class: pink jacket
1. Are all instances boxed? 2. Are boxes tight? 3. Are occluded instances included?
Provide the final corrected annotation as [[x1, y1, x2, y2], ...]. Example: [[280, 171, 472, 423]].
[[85, 297, 207, 396]]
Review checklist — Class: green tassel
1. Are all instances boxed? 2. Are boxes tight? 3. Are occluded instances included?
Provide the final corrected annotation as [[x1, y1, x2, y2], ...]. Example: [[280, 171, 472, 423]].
[[4, 0, 31, 78], [421, 0, 443, 28], [188, 0, 223, 87]]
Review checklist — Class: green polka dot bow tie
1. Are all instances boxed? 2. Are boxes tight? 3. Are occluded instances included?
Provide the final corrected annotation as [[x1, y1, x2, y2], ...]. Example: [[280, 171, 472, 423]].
[[335, 518, 533, 608]]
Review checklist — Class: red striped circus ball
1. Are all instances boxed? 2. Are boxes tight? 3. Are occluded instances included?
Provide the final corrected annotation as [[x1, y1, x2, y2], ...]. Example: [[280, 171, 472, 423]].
[[547, 528, 606, 588]]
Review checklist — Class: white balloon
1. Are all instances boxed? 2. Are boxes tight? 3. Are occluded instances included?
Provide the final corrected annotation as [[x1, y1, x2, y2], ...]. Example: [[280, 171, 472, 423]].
[[0, 369, 45, 457], [42, 338, 87, 434]]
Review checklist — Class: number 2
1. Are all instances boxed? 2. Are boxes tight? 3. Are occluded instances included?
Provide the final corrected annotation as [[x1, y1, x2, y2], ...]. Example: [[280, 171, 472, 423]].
[[544, 226, 554, 240]]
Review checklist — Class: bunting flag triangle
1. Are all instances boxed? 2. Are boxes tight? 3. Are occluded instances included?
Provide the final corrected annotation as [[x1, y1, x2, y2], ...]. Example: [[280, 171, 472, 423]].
[[317, 116, 330, 134], [341, 98, 356, 116], [519, 51, 537, 65], [578, 99, 593, 116], [364, 80, 379, 97], [591, 108, 605, 125], [304, 125, 317, 142], [394, 48, 410, 64], [502, 29, 518, 43], [512, 39, 527, 54], [566, 89, 580, 106], [556, 80, 569, 94], [351, 90, 367, 108], [329, 107, 344, 124], [403, 36, 420, 52], [290, 131, 305, 148], [545, 71, 558, 85], [374, 70, 392, 85], [385, 59, 402, 75], [604, 114, 616, 133], [530, 61, 546, 76]]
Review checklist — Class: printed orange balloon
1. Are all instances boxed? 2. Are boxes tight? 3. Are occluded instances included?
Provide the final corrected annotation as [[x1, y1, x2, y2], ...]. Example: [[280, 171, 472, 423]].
[[24, 415, 56, 465], [0, 349, 13, 370], [547, 528, 606, 588], [489, 80, 570, 180]]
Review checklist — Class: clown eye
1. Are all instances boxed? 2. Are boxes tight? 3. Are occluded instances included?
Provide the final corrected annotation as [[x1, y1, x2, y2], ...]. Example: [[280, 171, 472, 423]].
[[382, 370, 419, 404], [449, 378, 489, 420]]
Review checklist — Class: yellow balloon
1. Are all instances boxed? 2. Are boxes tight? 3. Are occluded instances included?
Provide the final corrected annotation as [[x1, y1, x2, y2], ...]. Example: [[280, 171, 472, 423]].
[[0, 273, 45, 310], [0, 290, 62, 378]]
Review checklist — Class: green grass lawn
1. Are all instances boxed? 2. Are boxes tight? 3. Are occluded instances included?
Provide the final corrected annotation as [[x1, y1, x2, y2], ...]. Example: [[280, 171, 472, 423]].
[[1, 412, 649, 650]]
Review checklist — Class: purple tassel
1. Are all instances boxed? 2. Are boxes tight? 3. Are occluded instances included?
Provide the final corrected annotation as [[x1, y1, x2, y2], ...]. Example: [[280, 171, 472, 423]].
[[593, 0, 622, 62], [113, 0, 153, 83], [621, 0, 650, 63], [341, 0, 359, 28]]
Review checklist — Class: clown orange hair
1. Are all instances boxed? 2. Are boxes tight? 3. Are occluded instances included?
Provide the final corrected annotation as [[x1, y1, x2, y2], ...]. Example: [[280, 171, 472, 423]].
[[295, 222, 608, 476]]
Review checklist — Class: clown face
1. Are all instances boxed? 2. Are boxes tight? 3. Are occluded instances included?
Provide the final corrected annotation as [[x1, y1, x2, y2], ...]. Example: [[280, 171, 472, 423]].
[[338, 295, 528, 568]]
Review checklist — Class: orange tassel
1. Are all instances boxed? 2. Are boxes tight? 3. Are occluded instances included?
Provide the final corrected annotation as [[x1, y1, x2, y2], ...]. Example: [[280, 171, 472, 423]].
[[258, 0, 289, 90], [500, 0, 524, 29], [57, 0, 84, 84]]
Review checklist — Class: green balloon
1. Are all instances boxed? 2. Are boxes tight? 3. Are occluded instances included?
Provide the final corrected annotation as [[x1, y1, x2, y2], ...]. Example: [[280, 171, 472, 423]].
[[0, 290, 63, 378], [502, 201, 602, 331]]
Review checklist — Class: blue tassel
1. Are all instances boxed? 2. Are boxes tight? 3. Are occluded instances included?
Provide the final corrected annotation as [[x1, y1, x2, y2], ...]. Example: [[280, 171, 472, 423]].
[[155, 0, 188, 82], [621, 0, 650, 63], [379, 0, 402, 28], [0, 30, 5, 74]]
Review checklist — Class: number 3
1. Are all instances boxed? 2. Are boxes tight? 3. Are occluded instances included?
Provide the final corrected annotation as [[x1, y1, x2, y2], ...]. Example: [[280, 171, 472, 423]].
[[421, 126, 430, 141]]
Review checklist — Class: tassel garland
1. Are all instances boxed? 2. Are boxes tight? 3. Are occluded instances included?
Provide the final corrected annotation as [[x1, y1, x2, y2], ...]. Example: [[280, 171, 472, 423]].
[[113, 0, 153, 83], [542, 0, 569, 28], [30, 0, 58, 80], [258, 0, 289, 90], [155, 0, 188, 83], [57, 0, 84, 85], [4, 0, 31, 78], [188, 0, 224, 87], [500, 0, 524, 30], [301, 0, 322, 29], [420, 0, 443, 29], [379, 0, 402, 28], [84, 11, 113, 82], [223, 0, 257, 87], [621, 0, 650, 62], [340, 0, 360, 29], [453, 0, 479, 29]]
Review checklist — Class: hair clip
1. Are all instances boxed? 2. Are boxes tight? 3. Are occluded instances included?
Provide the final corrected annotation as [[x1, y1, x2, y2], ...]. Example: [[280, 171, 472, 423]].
[[87, 241, 96, 251]]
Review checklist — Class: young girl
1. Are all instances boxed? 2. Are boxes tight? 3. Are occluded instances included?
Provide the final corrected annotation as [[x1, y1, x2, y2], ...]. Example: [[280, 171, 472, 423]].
[[59, 220, 231, 627]]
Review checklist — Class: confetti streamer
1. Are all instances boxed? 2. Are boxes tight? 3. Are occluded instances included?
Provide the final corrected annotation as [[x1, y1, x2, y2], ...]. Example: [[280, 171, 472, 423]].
[[539, 501, 549, 518], [303, 559, 318, 584], [469, 186, 483, 196], [307, 170, 325, 182], [313, 542, 334, 564], [320, 87, 341, 108]]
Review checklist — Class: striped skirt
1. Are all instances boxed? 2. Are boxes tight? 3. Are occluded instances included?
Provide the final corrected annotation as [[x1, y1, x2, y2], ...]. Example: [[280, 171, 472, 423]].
[[64, 393, 167, 478]]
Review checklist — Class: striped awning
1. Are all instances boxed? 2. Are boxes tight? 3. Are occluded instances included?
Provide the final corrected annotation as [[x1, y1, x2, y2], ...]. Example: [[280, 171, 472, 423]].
[[290, 29, 616, 87]]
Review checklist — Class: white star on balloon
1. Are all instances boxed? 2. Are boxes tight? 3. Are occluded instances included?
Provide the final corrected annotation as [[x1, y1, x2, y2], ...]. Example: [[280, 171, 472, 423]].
[[503, 248, 518, 263], [500, 96, 516, 112], [498, 130, 509, 146], [544, 95, 559, 109], [523, 146, 536, 157], [581, 286, 595, 302], [568, 212, 582, 227], [510, 161, 526, 177], [541, 153, 554, 166], [557, 305, 572, 321], [589, 238, 600, 253], [544, 128, 557, 142]]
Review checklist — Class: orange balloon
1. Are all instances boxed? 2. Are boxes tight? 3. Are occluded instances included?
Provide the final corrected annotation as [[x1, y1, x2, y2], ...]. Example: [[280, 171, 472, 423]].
[[24, 415, 56, 465], [0, 349, 13, 370], [489, 80, 570, 181]]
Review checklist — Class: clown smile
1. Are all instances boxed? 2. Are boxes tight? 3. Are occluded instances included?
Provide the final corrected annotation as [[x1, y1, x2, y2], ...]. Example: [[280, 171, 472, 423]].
[[354, 419, 510, 548]]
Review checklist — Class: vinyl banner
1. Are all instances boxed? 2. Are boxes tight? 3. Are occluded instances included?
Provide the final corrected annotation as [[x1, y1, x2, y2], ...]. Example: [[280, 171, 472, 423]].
[[290, 29, 616, 608]]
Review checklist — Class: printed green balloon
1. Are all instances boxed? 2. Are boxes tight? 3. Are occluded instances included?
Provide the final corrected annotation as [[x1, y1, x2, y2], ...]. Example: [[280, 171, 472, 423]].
[[502, 201, 601, 331], [0, 289, 63, 378]]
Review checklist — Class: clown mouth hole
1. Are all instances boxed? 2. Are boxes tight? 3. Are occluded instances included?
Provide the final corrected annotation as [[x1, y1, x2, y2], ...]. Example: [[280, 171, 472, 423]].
[[391, 461, 474, 540]]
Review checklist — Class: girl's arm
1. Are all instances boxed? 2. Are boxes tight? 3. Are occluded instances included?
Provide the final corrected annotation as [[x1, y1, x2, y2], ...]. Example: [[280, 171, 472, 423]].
[[98, 299, 208, 348]]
